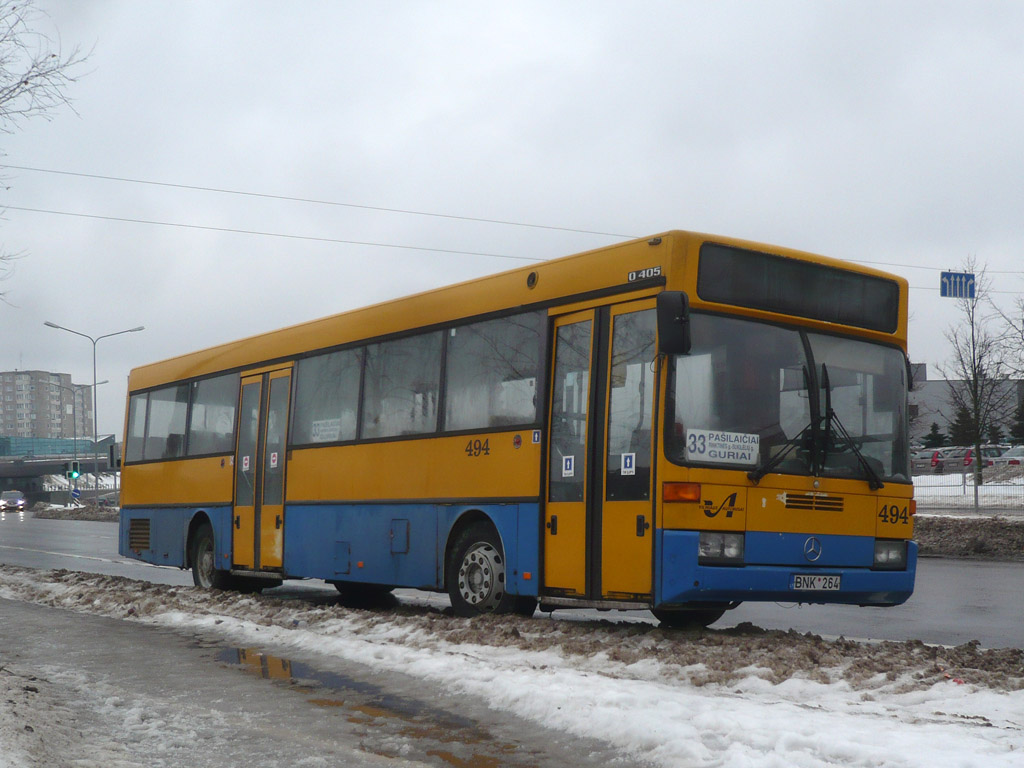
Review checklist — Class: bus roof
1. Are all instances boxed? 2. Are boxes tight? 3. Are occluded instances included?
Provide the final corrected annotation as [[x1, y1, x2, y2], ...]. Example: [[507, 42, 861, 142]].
[[127, 230, 907, 391]]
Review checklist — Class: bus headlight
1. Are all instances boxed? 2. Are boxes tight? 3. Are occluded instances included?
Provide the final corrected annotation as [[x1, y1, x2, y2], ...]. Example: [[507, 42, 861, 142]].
[[699, 532, 745, 565], [873, 540, 907, 570]]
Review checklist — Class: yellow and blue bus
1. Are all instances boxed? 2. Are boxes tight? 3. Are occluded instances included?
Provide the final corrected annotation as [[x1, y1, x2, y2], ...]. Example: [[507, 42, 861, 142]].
[[119, 231, 915, 625]]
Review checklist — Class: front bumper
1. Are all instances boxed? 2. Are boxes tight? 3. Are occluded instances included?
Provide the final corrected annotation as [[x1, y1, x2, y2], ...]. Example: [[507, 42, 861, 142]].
[[657, 530, 917, 608]]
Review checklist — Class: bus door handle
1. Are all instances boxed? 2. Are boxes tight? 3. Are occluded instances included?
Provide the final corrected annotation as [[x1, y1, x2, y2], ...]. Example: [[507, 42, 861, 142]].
[[233, 515, 240, 530], [275, 514, 283, 530], [546, 515, 558, 535], [636, 515, 650, 537]]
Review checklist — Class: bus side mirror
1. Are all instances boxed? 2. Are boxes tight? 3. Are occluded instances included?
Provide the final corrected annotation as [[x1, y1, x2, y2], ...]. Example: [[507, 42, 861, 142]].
[[657, 291, 691, 355]]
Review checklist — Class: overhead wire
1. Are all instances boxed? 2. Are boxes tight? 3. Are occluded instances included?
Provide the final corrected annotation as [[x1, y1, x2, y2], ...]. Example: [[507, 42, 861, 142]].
[[3, 205, 546, 262], [4, 163, 1024, 284], [0, 163, 636, 239]]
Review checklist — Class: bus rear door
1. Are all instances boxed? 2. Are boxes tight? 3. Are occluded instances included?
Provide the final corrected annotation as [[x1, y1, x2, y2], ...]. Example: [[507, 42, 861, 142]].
[[233, 366, 292, 572]]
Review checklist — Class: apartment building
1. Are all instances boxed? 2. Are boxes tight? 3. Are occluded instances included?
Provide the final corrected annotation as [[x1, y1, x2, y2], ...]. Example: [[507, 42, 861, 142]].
[[0, 370, 94, 439]]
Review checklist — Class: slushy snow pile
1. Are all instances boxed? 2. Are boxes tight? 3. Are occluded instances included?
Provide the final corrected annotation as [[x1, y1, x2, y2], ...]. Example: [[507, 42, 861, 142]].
[[1, 565, 1022, 767]]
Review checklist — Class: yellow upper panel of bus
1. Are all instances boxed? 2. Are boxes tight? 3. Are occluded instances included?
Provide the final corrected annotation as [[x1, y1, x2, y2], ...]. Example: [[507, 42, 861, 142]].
[[127, 230, 909, 392]]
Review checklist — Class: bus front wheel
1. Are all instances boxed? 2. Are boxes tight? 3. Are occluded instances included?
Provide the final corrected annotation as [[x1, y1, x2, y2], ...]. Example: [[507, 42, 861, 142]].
[[447, 522, 515, 617], [190, 523, 231, 590]]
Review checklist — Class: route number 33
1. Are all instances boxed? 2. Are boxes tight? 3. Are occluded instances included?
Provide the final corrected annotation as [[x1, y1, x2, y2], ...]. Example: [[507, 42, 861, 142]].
[[877, 504, 910, 525]]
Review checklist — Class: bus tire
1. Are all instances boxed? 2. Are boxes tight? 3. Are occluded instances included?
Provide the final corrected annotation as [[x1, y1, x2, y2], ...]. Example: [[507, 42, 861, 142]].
[[190, 523, 231, 590], [447, 522, 514, 617], [652, 607, 727, 629]]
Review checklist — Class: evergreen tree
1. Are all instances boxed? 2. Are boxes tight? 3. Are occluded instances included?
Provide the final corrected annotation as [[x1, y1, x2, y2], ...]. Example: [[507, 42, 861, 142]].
[[987, 423, 1005, 445], [1010, 402, 1024, 444], [922, 423, 947, 449], [948, 405, 977, 446]]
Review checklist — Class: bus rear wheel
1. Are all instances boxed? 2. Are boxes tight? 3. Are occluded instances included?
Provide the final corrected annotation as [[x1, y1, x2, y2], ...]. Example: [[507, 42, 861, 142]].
[[447, 522, 515, 617], [190, 523, 231, 590], [652, 607, 728, 629]]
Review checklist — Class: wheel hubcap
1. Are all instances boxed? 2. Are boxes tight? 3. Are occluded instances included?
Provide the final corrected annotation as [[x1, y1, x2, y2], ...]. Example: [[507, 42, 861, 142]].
[[457, 542, 504, 612], [197, 541, 214, 586]]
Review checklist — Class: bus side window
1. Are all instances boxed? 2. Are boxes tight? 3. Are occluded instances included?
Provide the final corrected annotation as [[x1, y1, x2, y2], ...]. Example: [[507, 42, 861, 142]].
[[124, 393, 148, 462], [292, 349, 361, 444], [186, 373, 239, 456], [143, 384, 188, 461], [362, 332, 442, 439], [444, 311, 545, 431]]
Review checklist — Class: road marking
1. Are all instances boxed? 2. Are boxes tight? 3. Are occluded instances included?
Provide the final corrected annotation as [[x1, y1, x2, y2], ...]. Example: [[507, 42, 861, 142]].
[[0, 544, 124, 564]]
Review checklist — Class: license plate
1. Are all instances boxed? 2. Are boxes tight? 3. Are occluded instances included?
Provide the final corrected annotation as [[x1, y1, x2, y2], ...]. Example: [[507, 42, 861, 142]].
[[792, 574, 841, 591]]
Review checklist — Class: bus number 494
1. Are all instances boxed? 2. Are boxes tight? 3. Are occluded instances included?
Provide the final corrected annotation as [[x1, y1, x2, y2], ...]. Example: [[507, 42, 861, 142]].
[[465, 438, 490, 457], [878, 505, 910, 525]]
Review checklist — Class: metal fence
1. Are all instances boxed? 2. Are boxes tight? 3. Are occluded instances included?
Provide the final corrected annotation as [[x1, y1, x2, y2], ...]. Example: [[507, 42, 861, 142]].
[[913, 466, 1024, 511]]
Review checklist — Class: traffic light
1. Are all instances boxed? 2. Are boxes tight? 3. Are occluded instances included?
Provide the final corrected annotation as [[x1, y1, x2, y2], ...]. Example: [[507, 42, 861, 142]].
[[70, 460, 80, 479]]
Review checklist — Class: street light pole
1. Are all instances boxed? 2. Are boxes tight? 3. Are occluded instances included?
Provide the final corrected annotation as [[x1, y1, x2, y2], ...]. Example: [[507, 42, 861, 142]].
[[44, 322, 145, 501]]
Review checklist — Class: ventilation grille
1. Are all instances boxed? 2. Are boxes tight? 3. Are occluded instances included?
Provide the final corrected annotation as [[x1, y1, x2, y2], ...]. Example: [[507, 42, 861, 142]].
[[784, 494, 844, 512], [128, 518, 151, 551]]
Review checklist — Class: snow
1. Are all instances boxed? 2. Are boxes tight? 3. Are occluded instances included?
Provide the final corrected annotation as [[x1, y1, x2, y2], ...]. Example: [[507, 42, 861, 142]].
[[40, 472, 117, 493], [1, 565, 1021, 767], [913, 471, 1024, 508]]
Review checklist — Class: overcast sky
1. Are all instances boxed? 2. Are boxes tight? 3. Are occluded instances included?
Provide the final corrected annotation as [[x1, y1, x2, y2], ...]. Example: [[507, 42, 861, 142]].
[[3, 1, 1024, 439]]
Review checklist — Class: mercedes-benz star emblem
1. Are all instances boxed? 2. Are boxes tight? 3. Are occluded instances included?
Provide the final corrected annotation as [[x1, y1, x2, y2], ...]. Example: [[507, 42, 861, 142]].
[[803, 536, 822, 562]]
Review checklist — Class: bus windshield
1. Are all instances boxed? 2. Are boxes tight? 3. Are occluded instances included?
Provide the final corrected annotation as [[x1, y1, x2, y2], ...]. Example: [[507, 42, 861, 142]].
[[666, 313, 910, 483]]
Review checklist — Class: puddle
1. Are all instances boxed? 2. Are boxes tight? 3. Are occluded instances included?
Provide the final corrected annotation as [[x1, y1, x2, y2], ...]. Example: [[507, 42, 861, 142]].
[[218, 648, 542, 767]]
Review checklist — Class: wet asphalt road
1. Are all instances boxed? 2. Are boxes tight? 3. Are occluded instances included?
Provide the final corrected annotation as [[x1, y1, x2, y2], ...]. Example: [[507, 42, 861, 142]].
[[0, 511, 1020, 766], [0, 512, 1021, 649]]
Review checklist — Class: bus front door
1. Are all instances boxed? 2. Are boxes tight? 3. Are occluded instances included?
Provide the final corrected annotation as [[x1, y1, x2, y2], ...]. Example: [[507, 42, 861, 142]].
[[233, 367, 292, 572], [544, 300, 656, 602]]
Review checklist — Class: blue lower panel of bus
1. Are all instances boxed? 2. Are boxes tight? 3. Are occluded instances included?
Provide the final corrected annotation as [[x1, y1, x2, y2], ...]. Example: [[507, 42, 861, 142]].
[[118, 505, 232, 568], [284, 502, 540, 597], [657, 530, 918, 607], [120, 503, 540, 597]]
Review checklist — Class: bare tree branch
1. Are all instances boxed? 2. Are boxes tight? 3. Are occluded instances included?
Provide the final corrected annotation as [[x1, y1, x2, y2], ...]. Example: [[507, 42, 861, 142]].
[[992, 294, 1024, 381], [0, 0, 89, 299], [0, 0, 87, 131], [937, 257, 1016, 484]]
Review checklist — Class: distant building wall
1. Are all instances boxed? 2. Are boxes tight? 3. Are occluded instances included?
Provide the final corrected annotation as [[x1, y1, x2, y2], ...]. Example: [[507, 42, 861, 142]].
[[909, 364, 1023, 444], [0, 370, 93, 440], [0, 437, 96, 457]]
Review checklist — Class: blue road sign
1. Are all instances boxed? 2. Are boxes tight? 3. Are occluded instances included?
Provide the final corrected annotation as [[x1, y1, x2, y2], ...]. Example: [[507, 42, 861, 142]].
[[71, 487, 81, 499], [940, 271, 976, 299]]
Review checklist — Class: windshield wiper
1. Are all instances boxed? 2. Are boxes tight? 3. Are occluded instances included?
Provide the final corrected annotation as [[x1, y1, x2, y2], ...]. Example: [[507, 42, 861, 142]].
[[748, 365, 816, 484], [820, 364, 885, 491]]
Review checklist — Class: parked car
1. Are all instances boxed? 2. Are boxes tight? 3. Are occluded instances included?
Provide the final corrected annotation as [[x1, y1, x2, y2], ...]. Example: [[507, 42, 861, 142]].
[[963, 445, 1006, 469], [95, 491, 119, 507], [0, 490, 26, 511], [992, 445, 1024, 466], [911, 448, 947, 474], [911, 446, 964, 474]]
